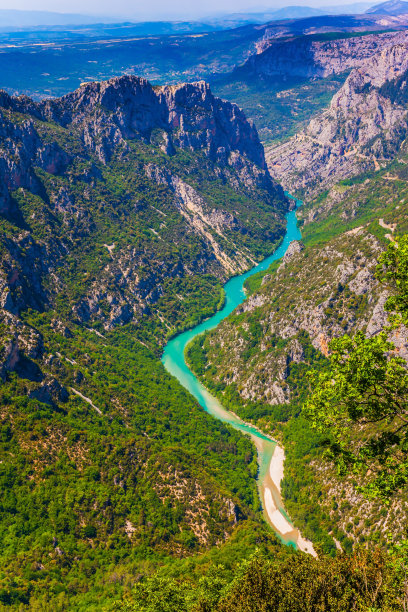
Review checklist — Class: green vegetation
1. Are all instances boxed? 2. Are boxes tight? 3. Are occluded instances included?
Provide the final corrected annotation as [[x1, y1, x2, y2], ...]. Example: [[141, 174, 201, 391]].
[[299, 149, 408, 249], [0, 318, 269, 608], [186, 191, 408, 553], [306, 236, 408, 499], [213, 74, 346, 146], [186, 326, 338, 552], [116, 227, 408, 608], [0, 26, 264, 99], [0, 91, 287, 608], [379, 67, 408, 105], [2, 25, 408, 610], [180, 219, 408, 611], [243, 260, 281, 296], [378, 234, 408, 320], [114, 546, 407, 611], [0, 106, 285, 350]]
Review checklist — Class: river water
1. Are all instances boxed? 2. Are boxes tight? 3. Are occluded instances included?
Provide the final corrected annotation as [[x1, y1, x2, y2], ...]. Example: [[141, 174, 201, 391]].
[[162, 195, 314, 553]]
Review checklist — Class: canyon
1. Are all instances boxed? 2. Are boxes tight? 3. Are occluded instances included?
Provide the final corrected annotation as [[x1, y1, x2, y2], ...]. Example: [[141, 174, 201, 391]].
[[1, 9, 408, 609], [267, 31, 408, 196]]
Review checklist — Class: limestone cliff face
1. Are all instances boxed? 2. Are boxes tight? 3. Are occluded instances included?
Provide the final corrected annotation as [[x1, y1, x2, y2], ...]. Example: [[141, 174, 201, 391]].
[[0, 106, 71, 213], [0, 75, 287, 339], [266, 35, 408, 196], [245, 31, 406, 80], [0, 76, 282, 214], [2, 76, 267, 168], [199, 228, 407, 406]]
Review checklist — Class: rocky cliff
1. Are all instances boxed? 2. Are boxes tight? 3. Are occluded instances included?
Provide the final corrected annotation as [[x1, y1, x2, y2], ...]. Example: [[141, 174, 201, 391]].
[[267, 33, 408, 196], [0, 75, 287, 345], [0, 76, 277, 210], [44, 77, 268, 168], [244, 31, 406, 80], [186, 224, 408, 552], [192, 229, 408, 405]]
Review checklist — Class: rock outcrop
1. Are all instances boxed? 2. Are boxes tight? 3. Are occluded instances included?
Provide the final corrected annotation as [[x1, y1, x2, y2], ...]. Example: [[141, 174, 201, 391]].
[[267, 34, 408, 196], [199, 228, 407, 405], [243, 31, 406, 80], [0, 75, 287, 335], [1, 76, 268, 169], [278, 240, 304, 271]]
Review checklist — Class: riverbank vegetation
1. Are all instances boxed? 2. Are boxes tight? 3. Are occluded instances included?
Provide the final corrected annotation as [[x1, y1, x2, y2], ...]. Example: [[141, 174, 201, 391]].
[[160, 229, 408, 612], [113, 545, 408, 611], [185, 195, 408, 561]]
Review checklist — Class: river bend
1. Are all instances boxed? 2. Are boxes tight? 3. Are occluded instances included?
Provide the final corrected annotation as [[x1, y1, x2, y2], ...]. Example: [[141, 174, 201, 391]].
[[162, 195, 315, 554]]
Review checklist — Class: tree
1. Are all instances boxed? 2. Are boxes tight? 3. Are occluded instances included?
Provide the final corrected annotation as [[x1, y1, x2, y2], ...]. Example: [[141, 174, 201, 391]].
[[377, 234, 408, 325], [111, 576, 190, 612], [304, 235, 408, 499], [113, 550, 401, 612]]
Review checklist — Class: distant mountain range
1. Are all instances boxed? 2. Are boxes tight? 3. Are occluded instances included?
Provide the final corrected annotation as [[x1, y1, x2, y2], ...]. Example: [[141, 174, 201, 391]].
[[0, 9, 117, 27], [0, 4, 380, 33], [3, 1, 408, 34], [0, 11, 225, 34], [206, 3, 377, 27], [367, 0, 408, 13]]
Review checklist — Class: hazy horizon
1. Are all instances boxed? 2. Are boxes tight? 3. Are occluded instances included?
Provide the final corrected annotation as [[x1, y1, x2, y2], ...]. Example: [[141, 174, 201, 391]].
[[0, 0, 376, 20]]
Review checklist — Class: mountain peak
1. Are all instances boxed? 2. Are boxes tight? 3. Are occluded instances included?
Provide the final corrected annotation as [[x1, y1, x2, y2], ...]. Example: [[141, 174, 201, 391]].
[[36, 75, 267, 169], [366, 0, 408, 14]]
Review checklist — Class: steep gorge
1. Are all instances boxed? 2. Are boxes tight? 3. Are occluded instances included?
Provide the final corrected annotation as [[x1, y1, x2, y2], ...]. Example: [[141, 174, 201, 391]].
[[2, 20, 408, 610], [0, 75, 289, 608], [185, 29, 408, 554]]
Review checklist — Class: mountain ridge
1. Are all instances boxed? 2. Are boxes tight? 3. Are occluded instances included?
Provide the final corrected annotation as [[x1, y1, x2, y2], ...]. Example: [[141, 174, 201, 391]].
[[0, 75, 281, 217], [266, 31, 408, 196], [367, 0, 408, 13], [243, 30, 406, 80]]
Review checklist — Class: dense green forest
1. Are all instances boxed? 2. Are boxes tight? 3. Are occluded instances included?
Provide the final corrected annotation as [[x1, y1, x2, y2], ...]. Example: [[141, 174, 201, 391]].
[[0, 81, 289, 609], [3, 141, 407, 608], [116, 233, 408, 611], [114, 547, 407, 611]]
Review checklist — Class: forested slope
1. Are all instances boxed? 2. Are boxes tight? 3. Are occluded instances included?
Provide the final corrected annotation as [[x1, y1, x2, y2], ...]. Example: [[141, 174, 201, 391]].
[[186, 52, 408, 556], [118, 214, 408, 609], [3, 17, 408, 611], [0, 76, 287, 609]]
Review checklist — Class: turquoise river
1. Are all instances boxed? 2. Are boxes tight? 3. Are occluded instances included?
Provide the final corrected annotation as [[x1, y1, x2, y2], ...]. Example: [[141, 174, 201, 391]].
[[162, 196, 315, 555]]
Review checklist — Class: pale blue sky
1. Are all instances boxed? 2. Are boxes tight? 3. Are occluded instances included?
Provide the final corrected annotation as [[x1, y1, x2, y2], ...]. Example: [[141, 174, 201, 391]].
[[0, 0, 365, 19]]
